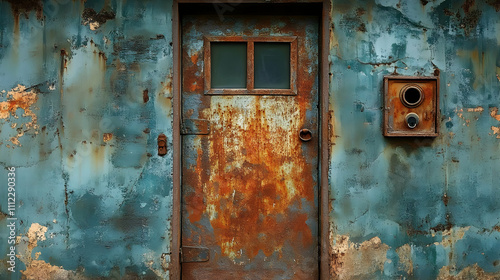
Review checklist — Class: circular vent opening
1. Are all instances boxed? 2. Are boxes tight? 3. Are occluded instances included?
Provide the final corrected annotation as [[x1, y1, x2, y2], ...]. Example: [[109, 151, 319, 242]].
[[400, 85, 424, 108]]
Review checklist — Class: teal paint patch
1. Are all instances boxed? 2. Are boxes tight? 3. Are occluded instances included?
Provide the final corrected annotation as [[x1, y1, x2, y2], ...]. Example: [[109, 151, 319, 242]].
[[0, 0, 173, 278]]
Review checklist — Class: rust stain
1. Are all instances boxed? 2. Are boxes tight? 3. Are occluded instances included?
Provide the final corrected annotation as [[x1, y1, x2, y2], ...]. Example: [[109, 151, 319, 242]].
[[143, 89, 149, 103], [385, 78, 438, 135], [0, 85, 39, 147], [6, 0, 43, 23], [60, 49, 68, 83], [432, 62, 440, 77], [396, 244, 413, 276], [181, 15, 319, 277], [489, 107, 500, 138], [355, 8, 365, 16], [161, 79, 173, 95], [456, 107, 484, 127], [183, 50, 203, 93], [357, 23, 367, 32], [438, 226, 470, 246], [489, 107, 500, 121], [442, 193, 450, 206], [438, 263, 500, 279], [103, 133, 113, 142], [491, 126, 500, 138], [16, 223, 76, 279], [486, 0, 500, 11], [190, 53, 199, 65], [457, 9, 482, 36], [330, 235, 389, 278], [186, 98, 315, 259]]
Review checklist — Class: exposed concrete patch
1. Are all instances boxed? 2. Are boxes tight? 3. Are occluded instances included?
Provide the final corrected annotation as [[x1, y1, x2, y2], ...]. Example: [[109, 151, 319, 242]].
[[438, 263, 500, 279], [0, 85, 39, 147], [330, 235, 390, 279], [21, 260, 74, 280], [438, 226, 471, 247], [17, 223, 80, 280]]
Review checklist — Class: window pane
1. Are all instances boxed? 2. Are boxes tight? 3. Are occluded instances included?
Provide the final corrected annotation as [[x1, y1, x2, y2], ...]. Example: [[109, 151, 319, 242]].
[[254, 43, 290, 89], [211, 42, 247, 89]]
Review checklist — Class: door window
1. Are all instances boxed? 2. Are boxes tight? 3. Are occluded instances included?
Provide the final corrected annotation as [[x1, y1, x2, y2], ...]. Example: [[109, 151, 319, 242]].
[[204, 36, 297, 95]]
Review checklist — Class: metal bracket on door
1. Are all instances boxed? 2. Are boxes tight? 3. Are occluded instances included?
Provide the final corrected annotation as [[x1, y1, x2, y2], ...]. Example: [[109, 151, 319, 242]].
[[180, 246, 210, 263], [181, 119, 210, 135]]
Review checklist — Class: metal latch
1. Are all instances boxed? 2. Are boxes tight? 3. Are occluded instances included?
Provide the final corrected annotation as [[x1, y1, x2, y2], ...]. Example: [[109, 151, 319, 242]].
[[180, 246, 210, 263], [181, 119, 210, 135]]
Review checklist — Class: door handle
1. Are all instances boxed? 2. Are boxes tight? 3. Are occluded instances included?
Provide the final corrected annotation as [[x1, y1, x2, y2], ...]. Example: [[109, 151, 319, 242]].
[[299, 129, 313, 142]]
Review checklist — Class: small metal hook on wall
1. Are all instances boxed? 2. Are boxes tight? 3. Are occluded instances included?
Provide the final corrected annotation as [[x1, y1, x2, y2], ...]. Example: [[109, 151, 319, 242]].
[[158, 133, 167, 156]]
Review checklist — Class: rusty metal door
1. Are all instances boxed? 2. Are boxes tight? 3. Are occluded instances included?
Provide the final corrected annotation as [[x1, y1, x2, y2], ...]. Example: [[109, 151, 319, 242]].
[[181, 14, 319, 279]]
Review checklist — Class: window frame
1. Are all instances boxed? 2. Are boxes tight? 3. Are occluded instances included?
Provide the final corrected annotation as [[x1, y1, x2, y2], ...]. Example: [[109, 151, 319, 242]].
[[204, 36, 298, 95]]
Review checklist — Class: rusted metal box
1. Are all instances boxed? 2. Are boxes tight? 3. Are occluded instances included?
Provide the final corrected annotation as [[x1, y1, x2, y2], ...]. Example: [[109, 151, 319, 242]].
[[383, 76, 439, 137]]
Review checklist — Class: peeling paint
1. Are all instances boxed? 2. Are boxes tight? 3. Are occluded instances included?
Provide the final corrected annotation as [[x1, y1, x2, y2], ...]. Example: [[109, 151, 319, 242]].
[[1, 0, 500, 278], [438, 263, 500, 279], [81, 7, 116, 31], [437, 226, 471, 247], [330, 236, 389, 279], [16, 223, 77, 279], [396, 244, 413, 276], [490, 107, 500, 121], [103, 132, 113, 142]]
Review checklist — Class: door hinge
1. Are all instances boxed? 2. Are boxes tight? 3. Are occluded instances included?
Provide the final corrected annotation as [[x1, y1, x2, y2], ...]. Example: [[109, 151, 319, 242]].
[[180, 246, 210, 263]]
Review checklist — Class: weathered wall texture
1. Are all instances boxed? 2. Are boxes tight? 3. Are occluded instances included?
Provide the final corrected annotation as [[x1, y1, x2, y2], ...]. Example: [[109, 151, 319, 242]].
[[0, 0, 173, 278], [0, 0, 499, 279], [329, 0, 500, 278]]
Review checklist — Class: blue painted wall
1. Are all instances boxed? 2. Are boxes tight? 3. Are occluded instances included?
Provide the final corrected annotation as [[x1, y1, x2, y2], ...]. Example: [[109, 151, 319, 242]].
[[329, 0, 500, 278], [0, 0, 499, 279]]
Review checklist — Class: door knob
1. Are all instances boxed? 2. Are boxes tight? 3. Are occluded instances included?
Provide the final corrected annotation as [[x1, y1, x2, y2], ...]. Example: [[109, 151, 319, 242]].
[[299, 129, 312, 142]]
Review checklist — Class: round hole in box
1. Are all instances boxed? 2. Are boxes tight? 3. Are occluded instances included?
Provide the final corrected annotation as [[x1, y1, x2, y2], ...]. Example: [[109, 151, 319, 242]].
[[400, 85, 424, 108]]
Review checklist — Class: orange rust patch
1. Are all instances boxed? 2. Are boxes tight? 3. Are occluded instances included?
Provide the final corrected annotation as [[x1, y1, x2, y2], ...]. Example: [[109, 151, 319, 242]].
[[190, 53, 199, 65], [0, 85, 39, 146], [181, 15, 319, 277], [17, 224, 77, 279]]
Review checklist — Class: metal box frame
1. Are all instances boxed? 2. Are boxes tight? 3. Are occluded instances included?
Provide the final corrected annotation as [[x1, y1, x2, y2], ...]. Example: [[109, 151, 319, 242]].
[[383, 75, 439, 137]]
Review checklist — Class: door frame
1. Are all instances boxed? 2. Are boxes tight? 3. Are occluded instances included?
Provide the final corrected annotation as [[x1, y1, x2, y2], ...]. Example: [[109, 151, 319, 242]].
[[172, 1, 331, 279]]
